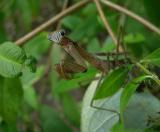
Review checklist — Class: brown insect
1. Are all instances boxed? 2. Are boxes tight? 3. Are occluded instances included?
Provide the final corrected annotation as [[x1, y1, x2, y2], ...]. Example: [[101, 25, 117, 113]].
[[48, 29, 127, 79]]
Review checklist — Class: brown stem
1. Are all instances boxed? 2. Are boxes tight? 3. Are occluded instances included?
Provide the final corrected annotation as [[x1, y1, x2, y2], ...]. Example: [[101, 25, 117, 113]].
[[15, 0, 90, 45], [93, 0, 118, 47]]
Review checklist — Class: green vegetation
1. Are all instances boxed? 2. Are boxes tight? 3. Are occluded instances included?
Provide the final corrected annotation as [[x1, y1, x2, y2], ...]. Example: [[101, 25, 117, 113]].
[[0, 0, 160, 132]]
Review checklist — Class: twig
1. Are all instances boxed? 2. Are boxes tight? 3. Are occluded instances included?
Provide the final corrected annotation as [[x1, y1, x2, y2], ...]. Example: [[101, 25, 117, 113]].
[[100, 0, 160, 35], [93, 0, 118, 47], [15, 0, 90, 45]]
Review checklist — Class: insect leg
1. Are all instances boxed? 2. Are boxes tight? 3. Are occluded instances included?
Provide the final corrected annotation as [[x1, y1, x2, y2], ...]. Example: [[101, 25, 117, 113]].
[[90, 73, 120, 118]]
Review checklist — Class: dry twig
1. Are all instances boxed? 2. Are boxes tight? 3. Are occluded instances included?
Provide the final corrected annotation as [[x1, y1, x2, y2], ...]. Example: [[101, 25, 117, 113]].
[[93, 0, 118, 46], [15, 0, 90, 45]]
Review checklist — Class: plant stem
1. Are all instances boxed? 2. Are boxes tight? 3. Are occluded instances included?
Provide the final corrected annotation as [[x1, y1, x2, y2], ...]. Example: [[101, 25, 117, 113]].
[[136, 62, 160, 86], [93, 0, 118, 47]]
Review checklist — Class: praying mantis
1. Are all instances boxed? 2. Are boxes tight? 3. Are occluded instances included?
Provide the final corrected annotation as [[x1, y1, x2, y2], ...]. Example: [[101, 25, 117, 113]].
[[48, 29, 130, 117], [48, 29, 128, 79]]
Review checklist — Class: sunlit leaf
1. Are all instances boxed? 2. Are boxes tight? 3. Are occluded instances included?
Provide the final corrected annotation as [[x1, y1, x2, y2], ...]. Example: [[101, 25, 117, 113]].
[[0, 42, 26, 78]]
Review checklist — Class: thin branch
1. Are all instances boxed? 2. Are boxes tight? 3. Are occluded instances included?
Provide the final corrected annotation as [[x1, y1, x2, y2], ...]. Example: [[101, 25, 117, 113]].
[[15, 0, 90, 45], [93, 0, 118, 46], [100, 0, 160, 35]]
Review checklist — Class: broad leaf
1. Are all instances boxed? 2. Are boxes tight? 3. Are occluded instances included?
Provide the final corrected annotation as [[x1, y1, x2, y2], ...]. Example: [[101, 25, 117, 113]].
[[81, 79, 120, 132], [94, 66, 129, 100], [82, 79, 160, 132], [0, 42, 26, 78], [141, 48, 160, 66], [120, 75, 152, 114], [0, 76, 23, 122], [123, 92, 160, 130]]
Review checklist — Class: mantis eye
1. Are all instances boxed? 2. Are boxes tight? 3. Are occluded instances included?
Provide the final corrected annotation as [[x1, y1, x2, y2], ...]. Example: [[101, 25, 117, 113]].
[[60, 29, 65, 36]]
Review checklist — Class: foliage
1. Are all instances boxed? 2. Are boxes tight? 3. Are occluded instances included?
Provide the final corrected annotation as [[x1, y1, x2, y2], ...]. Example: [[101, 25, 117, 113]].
[[0, 0, 160, 132]]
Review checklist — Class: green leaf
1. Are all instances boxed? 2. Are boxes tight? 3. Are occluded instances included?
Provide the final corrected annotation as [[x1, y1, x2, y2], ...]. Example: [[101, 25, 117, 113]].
[[120, 75, 153, 113], [94, 66, 130, 100], [23, 85, 38, 109], [82, 79, 160, 132], [16, 0, 32, 30], [87, 38, 101, 53], [0, 42, 26, 78], [61, 93, 80, 127], [24, 32, 50, 60], [81, 80, 120, 132], [25, 56, 37, 72], [54, 68, 97, 94], [141, 48, 160, 66], [61, 15, 82, 30], [40, 105, 71, 132], [124, 33, 145, 44], [21, 65, 45, 86], [0, 76, 23, 122], [0, 122, 17, 132], [143, 0, 160, 26], [123, 92, 160, 130]]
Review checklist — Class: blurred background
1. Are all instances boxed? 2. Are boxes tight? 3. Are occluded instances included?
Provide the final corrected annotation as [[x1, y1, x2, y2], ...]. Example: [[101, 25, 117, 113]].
[[0, 0, 160, 132]]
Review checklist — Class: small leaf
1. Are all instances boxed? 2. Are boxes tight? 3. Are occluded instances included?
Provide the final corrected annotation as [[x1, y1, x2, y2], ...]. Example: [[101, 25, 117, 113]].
[[120, 75, 152, 113], [124, 33, 145, 44], [25, 56, 37, 72], [94, 66, 130, 100], [0, 76, 23, 122], [0, 42, 26, 78], [141, 48, 160, 66]]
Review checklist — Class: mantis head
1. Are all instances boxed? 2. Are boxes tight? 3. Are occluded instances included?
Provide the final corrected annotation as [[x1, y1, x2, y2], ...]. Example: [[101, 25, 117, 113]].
[[48, 29, 66, 44]]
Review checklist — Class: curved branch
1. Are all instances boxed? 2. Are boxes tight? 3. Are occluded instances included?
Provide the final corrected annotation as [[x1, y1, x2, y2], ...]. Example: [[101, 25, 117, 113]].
[[15, 0, 90, 45], [100, 0, 160, 35], [94, 0, 117, 45]]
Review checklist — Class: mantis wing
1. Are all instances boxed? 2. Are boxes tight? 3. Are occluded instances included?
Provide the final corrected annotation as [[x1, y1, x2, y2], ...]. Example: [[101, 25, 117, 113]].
[[62, 42, 87, 69]]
